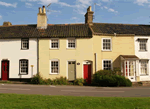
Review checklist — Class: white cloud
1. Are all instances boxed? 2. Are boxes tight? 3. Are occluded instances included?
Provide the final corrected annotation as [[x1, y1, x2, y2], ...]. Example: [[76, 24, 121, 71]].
[[74, 0, 92, 15], [108, 8, 118, 13], [134, 0, 149, 6], [58, 2, 73, 7], [103, 6, 118, 13], [71, 17, 78, 20], [0, 1, 17, 8], [0, 15, 2, 19], [104, 6, 108, 9], [25, 2, 32, 6], [101, 0, 110, 2]]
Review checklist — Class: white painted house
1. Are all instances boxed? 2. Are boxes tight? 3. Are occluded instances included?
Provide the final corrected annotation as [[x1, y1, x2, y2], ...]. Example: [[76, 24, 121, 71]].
[[134, 36, 150, 81], [0, 38, 38, 80]]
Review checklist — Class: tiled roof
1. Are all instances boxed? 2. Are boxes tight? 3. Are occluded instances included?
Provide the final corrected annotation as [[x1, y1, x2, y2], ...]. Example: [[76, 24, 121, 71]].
[[32, 24, 92, 38], [0, 24, 92, 39], [0, 25, 37, 39], [91, 23, 150, 35]]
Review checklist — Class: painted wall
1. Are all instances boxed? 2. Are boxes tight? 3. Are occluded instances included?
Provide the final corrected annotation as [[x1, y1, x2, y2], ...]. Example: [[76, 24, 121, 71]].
[[39, 38, 94, 79], [0, 38, 37, 79], [134, 36, 150, 81], [93, 35, 135, 71]]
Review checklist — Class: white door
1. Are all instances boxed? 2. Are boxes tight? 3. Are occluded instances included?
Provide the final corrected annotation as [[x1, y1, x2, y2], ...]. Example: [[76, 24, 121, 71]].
[[124, 60, 136, 82]]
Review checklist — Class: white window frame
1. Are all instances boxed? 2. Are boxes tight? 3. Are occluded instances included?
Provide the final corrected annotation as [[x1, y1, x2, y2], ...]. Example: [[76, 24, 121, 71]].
[[140, 60, 148, 75], [19, 59, 28, 75], [102, 59, 113, 70], [21, 38, 29, 50], [102, 38, 112, 51], [66, 38, 76, 49], [139, 39, 147, 51], [50, 38, 59, 49], [50, 59, 59, 74]]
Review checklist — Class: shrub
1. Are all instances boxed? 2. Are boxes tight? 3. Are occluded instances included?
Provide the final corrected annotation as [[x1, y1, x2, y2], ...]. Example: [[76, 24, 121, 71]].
[[74, 78, 86, 86], [30, 73, 44, 84], [92, 70, 132, 87], [52, 76, 70, 85]]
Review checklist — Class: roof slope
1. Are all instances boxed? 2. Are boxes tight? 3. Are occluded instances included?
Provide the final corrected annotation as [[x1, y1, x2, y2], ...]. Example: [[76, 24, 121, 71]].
[[91, 23, 150, 35], [0, 24, 92, 39]]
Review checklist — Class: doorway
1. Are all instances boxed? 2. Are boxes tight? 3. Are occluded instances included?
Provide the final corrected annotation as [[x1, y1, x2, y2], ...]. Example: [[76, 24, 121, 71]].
[[1, 60, 9, 80]]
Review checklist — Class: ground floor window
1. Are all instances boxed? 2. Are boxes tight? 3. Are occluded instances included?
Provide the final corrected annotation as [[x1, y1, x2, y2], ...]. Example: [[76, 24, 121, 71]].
[[19, 59, 28, 75], [140, 60, 148, 75], [50, 59, 59, 74], [103, 60, 111, 70]]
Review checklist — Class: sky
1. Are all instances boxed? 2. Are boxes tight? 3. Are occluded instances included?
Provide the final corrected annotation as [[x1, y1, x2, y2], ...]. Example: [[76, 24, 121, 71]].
[[0, 0, 150, 25]]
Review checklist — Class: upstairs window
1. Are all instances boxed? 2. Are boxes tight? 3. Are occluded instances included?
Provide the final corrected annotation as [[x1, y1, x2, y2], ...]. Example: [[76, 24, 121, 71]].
[[102, 38, 111, 51], [139, 39, 147, 51], [67, 39, 76, 48], [21, 39, 29, 50], [50, 39, 59, 49]]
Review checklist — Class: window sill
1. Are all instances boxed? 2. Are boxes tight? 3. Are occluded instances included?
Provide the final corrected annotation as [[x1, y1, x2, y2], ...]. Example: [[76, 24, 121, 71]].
[[49, 48, 59, 50], [101, 50, 112, 52], [66, 48, 76, 50], [49, 73, 59, 75], [18, 73, 28, 75], [140, 74, 149, 76], [21, 48, 29, 50], [139, 50, 147, 52]]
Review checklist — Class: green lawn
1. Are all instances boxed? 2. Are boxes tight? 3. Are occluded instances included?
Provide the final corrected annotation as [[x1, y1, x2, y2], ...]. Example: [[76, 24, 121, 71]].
[[0, 94, 150, 109]]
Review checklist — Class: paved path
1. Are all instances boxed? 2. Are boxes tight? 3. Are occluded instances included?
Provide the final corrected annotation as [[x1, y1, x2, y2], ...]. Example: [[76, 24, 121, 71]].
[[0, 84, 150, 97]]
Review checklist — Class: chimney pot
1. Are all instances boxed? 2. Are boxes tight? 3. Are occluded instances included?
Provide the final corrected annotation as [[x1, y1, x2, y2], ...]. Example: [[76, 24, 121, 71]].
[[42, 5, 46, 14], [39, 7, 42, 13]]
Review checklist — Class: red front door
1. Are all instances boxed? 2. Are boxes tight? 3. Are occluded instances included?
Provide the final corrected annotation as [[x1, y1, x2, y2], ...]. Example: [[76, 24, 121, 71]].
[[84, 64, 91, 84], [2, 60, 9, 80]]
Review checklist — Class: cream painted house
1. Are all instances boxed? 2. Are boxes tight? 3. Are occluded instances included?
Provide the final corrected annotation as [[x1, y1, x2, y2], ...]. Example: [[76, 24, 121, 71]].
[[1, 5, 150, 83], [37, 6, 150, 83]]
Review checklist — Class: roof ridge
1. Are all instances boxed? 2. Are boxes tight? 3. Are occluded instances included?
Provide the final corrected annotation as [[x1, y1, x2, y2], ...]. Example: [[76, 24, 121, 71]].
[[93, 22, 150, 26], [0, 24, 37, 27]]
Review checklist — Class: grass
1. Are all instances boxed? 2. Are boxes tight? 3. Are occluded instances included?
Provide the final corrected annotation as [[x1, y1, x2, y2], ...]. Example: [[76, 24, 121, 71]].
[[0, 94, 150, 109]]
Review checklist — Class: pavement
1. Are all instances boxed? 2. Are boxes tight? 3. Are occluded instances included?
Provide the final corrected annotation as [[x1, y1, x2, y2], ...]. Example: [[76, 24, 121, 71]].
[[0, 84, 150, 97]]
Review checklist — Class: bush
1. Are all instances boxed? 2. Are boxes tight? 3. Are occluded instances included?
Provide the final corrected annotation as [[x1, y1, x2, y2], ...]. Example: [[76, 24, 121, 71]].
[[52, 76, 70, 85], [74, 78, 86, 86], [30, 73, 44, 84], [92, 70, 132, 87]]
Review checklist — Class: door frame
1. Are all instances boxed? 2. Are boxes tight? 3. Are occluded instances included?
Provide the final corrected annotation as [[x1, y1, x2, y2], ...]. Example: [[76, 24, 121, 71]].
[[124, 60, 136, 81], [67, 60, 76, 80], [1, 60, 9, 80], [82, 60, 92, 79]]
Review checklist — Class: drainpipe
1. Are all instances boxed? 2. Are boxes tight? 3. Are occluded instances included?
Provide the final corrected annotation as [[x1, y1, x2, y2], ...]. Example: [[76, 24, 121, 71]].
[[37, 38, 39, 75], [94, 53, 97, 72]]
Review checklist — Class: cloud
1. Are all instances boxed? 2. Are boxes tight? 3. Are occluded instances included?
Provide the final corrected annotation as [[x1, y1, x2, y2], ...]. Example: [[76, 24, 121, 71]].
[[0, 1, 17, 8], [108, 8, 118, 13], [103, 6, 118, 13], [101, 0, 110, 2], [134, 0, 149, 6], [74, 0, 92, 15], [25, 2, 32, 6], [0, 15, 2, 19], [58, 2, 73, 7], [71, 17, 78, 20]]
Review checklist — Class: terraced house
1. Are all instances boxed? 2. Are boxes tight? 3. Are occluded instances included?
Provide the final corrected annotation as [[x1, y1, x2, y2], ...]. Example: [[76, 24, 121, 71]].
[[1, 6, 150, 83]]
